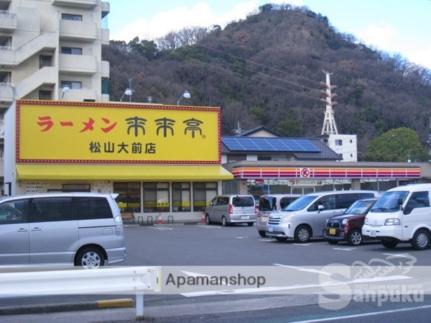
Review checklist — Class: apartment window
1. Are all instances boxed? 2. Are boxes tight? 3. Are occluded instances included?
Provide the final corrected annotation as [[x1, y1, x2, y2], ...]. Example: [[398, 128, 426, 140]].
[[257, 156, 272, 161], [61, 80, 82, 90], [102, 78, 109, 95], [193, 182, 218, 212], [172, 183, 191, 212], [39, 55, 53, 68], [39, 90, 52, 100], [335, 139, 343, 146], [61, 13, 83, 21], [0, 36, 12, 48], [143, 183, 169, 213], [0, 71, 11, 84], [61, 47, 82, 55], [114, 182, 141, 213]]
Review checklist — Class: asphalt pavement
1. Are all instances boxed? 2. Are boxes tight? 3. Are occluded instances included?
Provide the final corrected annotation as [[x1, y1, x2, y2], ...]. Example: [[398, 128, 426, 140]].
[[1, 223, 431, 322]]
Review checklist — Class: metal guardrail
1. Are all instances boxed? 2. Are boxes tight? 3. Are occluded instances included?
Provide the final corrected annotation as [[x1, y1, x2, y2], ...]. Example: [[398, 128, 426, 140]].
[[0, 266, 160, 317]]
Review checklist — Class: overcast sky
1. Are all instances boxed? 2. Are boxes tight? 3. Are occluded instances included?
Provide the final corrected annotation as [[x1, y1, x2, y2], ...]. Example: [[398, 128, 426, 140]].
[[109, 0, 431, 69]]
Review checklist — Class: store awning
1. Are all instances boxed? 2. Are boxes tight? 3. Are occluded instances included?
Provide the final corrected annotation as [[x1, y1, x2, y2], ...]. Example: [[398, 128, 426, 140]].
[[16, 164, 233, 181]]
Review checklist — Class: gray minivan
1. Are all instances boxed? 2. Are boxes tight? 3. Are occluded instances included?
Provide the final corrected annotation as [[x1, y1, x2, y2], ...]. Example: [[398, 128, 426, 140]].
[[0, 193, 126, 268], [205, 195, 256, 226]]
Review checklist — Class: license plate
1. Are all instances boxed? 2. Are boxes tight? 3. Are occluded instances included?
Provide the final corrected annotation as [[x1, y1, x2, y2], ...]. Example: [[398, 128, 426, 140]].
[[268, 227, 274, 233], [370, 230, 376, 237], [241, 216, 249, 220], [329, 228, 336, 235]]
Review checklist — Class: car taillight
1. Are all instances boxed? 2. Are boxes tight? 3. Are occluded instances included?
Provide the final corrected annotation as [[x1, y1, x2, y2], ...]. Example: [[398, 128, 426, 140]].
[[228, 204, 233, 215]]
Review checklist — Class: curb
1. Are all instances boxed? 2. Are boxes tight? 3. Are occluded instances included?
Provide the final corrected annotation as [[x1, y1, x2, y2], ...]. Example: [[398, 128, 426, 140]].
[[0, 298, 134, 316]]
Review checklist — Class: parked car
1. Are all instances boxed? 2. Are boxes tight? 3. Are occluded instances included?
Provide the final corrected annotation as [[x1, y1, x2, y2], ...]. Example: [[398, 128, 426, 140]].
[[266, 190, 378, 243], [0, 193, 126, 268], [325, 198, 377, 245], [256, 194, 300, 237], [205, 195, 256, 226], [363, 184, 431, 250]]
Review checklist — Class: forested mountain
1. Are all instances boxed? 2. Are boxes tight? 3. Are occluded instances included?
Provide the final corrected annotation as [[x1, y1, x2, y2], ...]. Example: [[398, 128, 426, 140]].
[[103, 4, 431, 159]]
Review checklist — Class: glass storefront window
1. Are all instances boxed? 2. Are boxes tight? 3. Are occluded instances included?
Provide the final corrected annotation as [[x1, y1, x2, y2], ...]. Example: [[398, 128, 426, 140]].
[[193, 182, 218, 212], [172, 183, 191, 212], [113, 182, 141, 212], [143, 183, 170, 213]]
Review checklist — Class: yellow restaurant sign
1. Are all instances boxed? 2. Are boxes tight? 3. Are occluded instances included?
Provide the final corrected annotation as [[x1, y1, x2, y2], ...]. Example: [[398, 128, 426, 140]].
[[17, 101, 221, 164]]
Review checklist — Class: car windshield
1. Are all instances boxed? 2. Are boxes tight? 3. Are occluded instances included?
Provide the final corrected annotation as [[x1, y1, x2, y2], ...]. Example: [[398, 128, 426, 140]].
[[232, 196, 254, 207], [344, 199, 376, 215], [283, 195, 317, 211], [259, 197, 275, 211], [370, 191, 409, 213]]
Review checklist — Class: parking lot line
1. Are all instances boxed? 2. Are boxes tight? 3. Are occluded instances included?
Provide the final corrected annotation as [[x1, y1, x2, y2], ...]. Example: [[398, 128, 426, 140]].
[[273, 263, 332, 276], [235, 236, 248, 239], [293, 243, 311, 247], [200, 226, 221, 229], [289, 304, 431, 323], [382, 253, 412, 258], [332, 247, 356, 251], [151, 227, 174, 231], [259, 239, 274, 242]]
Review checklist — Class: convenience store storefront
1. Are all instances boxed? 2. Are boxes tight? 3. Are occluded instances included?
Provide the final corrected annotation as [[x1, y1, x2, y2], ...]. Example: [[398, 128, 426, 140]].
[[5, 100, 233, 222], [224, 161, 423, 196]]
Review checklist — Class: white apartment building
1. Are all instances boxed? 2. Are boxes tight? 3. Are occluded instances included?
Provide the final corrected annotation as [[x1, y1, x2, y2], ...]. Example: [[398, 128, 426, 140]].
[[0, 0, 110, 190], [326, 134, 358, 162]]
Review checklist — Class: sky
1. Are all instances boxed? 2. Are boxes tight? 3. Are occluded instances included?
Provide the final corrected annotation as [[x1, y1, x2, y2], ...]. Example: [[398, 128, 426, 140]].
[[109, 0, 431, 69]]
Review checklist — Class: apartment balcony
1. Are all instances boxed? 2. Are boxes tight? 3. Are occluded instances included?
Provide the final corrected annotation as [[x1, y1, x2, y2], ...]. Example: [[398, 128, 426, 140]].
[[0, 83, 14, 105], [52, 0, 97, 9], [101, 60, 109, 78], [101, 1, 109, 18], [100, 28, 109, 45], [60, 20, 97, 42], [0, 11, 17, 32], [0, 33, 57, 66], [59, 54, 97, 75], [61, 88, 97, 101]]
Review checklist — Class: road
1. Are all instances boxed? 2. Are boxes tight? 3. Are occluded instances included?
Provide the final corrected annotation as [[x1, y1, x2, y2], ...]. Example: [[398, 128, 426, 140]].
[[1, 223, 431, 322]]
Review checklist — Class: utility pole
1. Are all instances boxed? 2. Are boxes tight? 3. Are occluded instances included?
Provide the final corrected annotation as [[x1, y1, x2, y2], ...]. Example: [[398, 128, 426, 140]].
[[321, 71, 338, 135]]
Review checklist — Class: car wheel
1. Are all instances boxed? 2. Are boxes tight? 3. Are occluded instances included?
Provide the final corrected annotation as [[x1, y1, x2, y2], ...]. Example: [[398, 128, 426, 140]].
[[412, 229, 430, 250], [347, 230, 363, 246], [295, 225, 311, 243], [258, 231, 266, 238], [247, 222, 254, 227], [221, 216, 228, 227], [276, 237, 287, 242], [205, 214, 211, 225], [327, 240, 338, 245], [381, 238, 398, 249], [75, 247, 105, 268]]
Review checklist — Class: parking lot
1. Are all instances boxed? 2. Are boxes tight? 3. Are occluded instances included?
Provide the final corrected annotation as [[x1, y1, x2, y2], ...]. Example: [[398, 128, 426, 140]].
[[2, 223, 431, 322], [123, 223, 431, 267]]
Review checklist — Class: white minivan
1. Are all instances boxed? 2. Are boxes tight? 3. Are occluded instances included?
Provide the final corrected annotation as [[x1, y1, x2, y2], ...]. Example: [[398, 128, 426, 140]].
[[362, 184, 431, 250], [266, 190, 377, 242], [0, 193, 126, 267], [256, 194, 300, 237]]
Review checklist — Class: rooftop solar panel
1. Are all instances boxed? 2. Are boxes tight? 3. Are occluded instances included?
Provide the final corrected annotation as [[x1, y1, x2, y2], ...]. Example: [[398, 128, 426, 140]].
[[222, 137, 321, 153]]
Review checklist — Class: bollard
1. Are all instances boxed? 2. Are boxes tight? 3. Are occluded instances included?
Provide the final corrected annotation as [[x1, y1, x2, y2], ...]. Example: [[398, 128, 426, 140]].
[[147, 215, 154, 225], [135, 293, 144, 318], [137, 216, 144, 226]]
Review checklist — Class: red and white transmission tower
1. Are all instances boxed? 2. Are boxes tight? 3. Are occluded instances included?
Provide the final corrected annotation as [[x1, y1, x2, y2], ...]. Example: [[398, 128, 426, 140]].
[[321, 71, 338, 135]]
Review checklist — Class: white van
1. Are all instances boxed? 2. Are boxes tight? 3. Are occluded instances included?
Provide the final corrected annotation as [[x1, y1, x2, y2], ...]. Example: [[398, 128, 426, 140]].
[[266, 190, 377, 242], [363, 184, 431, 250], [0, 193, 126, 267], [256, 194, 300, 237]]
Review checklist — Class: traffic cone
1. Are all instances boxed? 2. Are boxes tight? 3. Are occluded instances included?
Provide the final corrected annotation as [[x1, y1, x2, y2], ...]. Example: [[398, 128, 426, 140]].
[[156, 214, 165, 225], [200, 213, 206, 224]]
